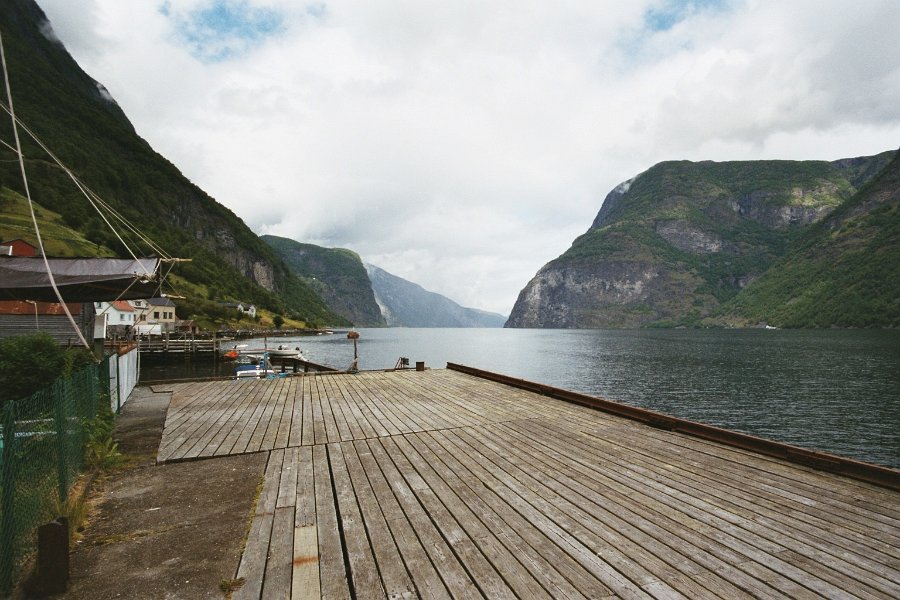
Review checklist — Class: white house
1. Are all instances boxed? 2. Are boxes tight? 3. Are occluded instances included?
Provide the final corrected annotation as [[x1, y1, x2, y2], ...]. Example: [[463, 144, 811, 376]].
[[221, 301, 257, 318], [134, 297, 177, 335], [94, 300, 136, 338]]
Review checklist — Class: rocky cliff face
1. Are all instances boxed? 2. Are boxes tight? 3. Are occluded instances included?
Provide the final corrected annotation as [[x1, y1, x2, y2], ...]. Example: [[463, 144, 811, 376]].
[[263, 236, 385, 326], [367, 265, 507, 328], [507, 153, 895, 328]]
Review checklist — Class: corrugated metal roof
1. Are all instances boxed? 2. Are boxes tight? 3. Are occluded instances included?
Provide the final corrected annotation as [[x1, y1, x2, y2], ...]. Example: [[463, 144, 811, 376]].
[[0, 300, 83, 315]]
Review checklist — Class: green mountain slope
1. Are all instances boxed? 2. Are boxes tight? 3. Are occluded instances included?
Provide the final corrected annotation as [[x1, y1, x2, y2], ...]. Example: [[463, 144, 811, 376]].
[[507, 153, 895, 328], [262, 235, 383, 327], [719, 149, 900, 327], [0, 0, 341, 326]]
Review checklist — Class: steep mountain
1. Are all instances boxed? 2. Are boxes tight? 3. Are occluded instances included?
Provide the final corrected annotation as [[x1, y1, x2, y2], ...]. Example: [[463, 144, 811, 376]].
[[719, 149, 900, 327], [262, 235, 385, 327], [0, 0, 343, 326], [507, 152, 895, 328], [367, 264, 507, 328]]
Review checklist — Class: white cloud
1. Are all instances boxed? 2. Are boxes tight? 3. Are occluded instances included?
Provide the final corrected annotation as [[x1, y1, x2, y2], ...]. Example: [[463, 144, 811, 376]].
[[33, 0, 900, 315]]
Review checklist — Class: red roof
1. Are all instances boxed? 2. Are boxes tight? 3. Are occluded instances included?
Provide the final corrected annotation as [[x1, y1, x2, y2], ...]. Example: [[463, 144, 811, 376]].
[[110, 300, 134, 312], [0, 239, 38, 256], [0, 300, 82, 315]]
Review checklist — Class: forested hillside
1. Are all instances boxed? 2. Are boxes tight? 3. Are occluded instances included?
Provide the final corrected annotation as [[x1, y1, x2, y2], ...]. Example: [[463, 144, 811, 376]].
[[507, 152, 897, 328], [719, 150, 900, 327], [263, 235, 384, 326], [0, 0, 341, 326]]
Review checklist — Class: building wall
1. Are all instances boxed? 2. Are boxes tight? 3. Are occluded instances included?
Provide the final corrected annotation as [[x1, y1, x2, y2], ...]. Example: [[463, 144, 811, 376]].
[[0, 305, 93, 346]]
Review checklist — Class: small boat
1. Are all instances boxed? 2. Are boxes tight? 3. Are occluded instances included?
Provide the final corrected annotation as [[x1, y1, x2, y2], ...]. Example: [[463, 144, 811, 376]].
[[234, 353, 275, 378], [222, 343, 248, 360], [268, 345, 306, 360], [234, 364, 275, 378]]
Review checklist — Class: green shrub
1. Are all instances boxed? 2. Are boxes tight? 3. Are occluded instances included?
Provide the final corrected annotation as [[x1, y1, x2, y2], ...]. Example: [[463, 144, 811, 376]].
[[0, 333, 95, 406]]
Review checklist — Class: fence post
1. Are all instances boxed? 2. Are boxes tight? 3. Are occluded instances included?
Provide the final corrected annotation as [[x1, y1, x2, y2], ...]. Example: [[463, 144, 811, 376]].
[[0, 402, 17, 595], [53, 386, 68, 506], [115, 353, 122, 412]]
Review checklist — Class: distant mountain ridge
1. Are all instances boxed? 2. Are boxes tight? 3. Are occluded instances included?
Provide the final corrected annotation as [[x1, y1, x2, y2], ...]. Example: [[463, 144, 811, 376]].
[[507, 151, 898, 328], [366, 264, 507, 328], [264, 235, 506, 327]]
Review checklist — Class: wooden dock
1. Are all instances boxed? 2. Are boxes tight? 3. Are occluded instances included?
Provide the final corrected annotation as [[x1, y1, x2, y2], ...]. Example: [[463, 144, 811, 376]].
[[153, 368, 900, 599]]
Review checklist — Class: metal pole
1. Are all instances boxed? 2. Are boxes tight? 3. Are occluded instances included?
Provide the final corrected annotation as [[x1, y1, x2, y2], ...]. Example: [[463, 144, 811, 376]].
[[116, 352, 122, 412], [53, 387, 68, 505]]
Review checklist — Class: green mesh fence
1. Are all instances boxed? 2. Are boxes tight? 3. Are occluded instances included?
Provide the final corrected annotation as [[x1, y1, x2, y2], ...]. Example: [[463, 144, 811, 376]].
[[0, 362, 103, 596]]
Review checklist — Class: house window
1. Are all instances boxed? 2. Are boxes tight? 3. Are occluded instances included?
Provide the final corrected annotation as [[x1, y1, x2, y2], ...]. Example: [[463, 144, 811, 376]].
[[154, 311, 160, 319]]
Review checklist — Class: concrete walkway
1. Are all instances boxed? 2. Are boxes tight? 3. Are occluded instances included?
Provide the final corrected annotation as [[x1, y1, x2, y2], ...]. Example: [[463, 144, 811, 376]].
[[58, 387, 266, 600]]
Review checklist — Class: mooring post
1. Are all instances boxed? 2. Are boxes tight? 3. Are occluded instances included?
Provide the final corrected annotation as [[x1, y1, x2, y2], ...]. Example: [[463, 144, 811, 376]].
[[347, 330, 360, 372], [30, 517, 69, 595]]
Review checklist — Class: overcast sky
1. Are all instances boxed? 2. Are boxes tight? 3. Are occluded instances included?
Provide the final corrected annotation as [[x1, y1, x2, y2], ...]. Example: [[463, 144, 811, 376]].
[[33, 0, 900, 315]]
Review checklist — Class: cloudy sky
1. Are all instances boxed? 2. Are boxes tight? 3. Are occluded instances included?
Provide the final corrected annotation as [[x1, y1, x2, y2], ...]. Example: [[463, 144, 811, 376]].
[[33, 0, 900, 315]]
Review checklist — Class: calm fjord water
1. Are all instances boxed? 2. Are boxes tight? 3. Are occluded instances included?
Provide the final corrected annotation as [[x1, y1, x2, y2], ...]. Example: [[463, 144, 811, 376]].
[[143, 328, 900, 468]]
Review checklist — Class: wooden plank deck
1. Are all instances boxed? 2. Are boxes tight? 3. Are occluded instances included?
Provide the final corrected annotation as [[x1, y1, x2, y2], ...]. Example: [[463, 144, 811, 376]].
[[155, 369, 900, 599]]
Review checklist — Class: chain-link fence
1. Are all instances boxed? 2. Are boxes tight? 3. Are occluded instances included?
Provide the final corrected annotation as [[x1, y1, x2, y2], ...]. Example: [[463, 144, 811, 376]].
[[0, 362, 103, 596]]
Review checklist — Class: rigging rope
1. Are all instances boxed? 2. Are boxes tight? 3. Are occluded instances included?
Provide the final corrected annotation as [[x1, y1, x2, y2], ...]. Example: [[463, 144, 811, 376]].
[[0, 29, 91, 350], [0, 100, 170, 266]]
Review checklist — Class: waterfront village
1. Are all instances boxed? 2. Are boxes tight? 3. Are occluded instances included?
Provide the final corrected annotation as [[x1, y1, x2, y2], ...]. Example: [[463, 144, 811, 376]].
[[0, 238, 263, 348]]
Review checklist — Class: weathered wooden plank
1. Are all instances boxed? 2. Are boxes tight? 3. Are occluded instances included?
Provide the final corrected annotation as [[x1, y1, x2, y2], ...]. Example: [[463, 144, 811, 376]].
[[529, 416, 900, 592], [588, 421, 900, 567], [253, 377, 289, 452], [501, 419, 851, 599], [300, 377, 315, 446], [456, 425, 722, 598], [327, 442, 384, 597], [293, 445, 320, 600], [292, 522, 320, 600], [157, 380, 246, 461], [213, 380, 275, 457], [344, 375, 398, 437], [572, 416, 900, 528], [322, 376, 355, 442], [309, 376, 329, 446], [316, 378, 342, 444], [277, 446, 299, 510], [233, 449, 284, 600], [261, 506, 295, 599], [329, 373, 371, 439], [340, 441, 417, 598], [273, 377, 298, 450], [411, 432, 626, 600], [288, 377, 306, 448], [401, 432, 565, 599], [313, 444, 350, 600], [230, 379, 281, 455], [356, 439, 451, 600], [390, 432, 590, 600], [190, 381, 265, 459]]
